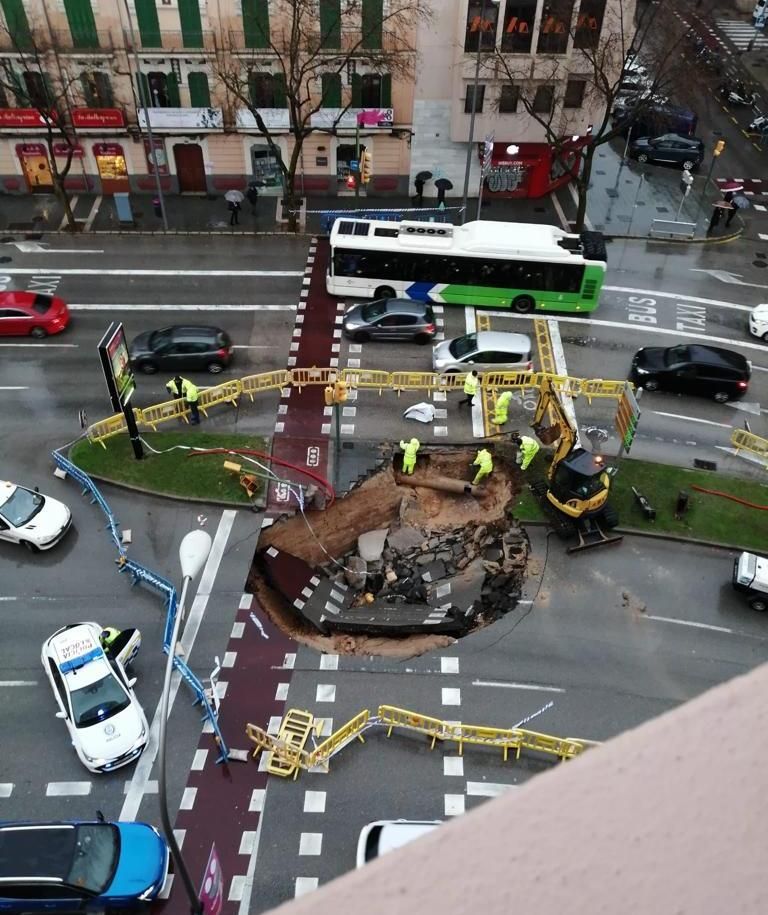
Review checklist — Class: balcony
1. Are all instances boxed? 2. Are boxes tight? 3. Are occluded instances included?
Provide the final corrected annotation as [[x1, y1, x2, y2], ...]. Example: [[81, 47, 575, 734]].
[[138, 107, 223, 130], [310, 107, 395, 129], [128, 30, 218, 54], [223, 28, 408, 55]]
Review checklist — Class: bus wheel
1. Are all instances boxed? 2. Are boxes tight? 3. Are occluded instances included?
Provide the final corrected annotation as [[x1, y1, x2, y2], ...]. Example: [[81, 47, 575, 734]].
[[374, 286, 395, 299], [512, 295, 535, 313]]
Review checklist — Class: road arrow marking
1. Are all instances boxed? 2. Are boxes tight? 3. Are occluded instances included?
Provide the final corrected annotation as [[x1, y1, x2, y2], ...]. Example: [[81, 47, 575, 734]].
[[727, 401, 762, 415], [690, 267, 768, 292]]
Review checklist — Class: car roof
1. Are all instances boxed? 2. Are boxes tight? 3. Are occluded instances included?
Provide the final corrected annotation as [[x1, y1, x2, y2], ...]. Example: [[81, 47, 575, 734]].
[[47, 623, 110, 685], [0, 291, 34, 308], [381, 299, 432, 314], [169, 325, 223, 339], [370, 820, 441, 856], [471, 331, 532, 350], [685, 344, 749, 369], [0, 823, 76, 881]]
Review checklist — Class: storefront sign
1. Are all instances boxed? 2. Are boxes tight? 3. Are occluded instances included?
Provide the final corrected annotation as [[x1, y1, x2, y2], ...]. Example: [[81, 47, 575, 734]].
[[53, 142, 84, 158], [16, 143, 47, 156], [0, 108, 55, 128], [93, 143, 124, 157], [143, 137, 169, 175], [486, 165, 528, 193], [72, 108, 126, 128], [310, 107, 394, 129], [237, 108, 290, 130], [139, 107, 223, 130]]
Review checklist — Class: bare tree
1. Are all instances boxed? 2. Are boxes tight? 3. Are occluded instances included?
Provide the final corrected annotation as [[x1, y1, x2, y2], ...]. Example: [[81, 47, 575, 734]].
[[485, 0, 714, 229], [0, 21, 92, 230], [212, 0, 431, 231]]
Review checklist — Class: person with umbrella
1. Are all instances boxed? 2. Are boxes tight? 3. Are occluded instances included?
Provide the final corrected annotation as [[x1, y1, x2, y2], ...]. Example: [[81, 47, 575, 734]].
[[435, 177, 453, 206], [724, 191, 750, 228], [414, 170, 431, 207], [225, 189, 244, 226]]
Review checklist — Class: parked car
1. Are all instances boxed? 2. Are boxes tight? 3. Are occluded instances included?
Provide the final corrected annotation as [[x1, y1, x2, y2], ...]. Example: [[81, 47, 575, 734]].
[[42, 622, 148, 773], [129, 325, 233, 374], [343, 298, 437, 343], [0, 480, 71, 551], [0, 818, 169, 912], [0, 291, 70, 338], [748, 303, 768, 341], [629, 133, 705, 169], [355, 820, 442, 868], [433, 331, 532, 374], [612, 102, 697, 138], [630, 343, 751, 402]]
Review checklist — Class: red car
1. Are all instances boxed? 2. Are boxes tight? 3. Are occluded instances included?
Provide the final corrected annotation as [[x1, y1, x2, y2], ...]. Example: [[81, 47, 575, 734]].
[[0, 291, 71, 338]]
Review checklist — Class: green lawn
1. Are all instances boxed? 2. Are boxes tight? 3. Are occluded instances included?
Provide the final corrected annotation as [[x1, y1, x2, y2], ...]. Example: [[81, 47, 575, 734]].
[[513, 453, 768, 552], [70, 432, 270, 505]]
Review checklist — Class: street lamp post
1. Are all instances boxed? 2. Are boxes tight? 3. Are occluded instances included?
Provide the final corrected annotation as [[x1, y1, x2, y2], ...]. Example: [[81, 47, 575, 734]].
[[158, 529, 212, 915], [461, 0, 499, 222]]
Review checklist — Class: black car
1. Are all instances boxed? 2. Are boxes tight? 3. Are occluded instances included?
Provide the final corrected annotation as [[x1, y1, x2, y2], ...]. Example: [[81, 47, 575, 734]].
[[342, 298, 437, 343], [630, 344, 751, 402], [129, 325, 233, 374], [629, 133, 704, 169]]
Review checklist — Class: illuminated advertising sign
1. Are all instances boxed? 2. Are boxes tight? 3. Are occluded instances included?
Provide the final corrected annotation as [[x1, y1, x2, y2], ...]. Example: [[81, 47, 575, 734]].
[[98, 322, 135, 412]]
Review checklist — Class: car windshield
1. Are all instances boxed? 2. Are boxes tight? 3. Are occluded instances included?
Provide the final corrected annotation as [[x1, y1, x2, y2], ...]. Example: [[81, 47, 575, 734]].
[[70, 673, 130, 728], [32, 295, 53, 315], [148, 328, 173, 352], [361, 300, 388, 321], [664, 345, 690, 366], [449, 333, 477, 358], [66, 825, 120, 894], [0, 487, 44, 526]]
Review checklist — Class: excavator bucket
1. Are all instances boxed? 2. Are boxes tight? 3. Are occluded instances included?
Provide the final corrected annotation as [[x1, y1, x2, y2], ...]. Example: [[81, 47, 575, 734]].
[[533, 421, 562, 446]]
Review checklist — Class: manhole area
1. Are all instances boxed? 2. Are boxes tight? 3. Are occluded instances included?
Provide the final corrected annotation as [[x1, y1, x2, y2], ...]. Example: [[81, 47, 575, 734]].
[[249, 447, 532, 658]]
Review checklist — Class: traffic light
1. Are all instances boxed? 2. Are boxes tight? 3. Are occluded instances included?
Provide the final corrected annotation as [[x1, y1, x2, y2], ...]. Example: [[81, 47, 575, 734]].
[[713, 139, 726, 157], [324, 384, 335, 406], [360, 150, 372, 184], [333, 380, 348, 403]]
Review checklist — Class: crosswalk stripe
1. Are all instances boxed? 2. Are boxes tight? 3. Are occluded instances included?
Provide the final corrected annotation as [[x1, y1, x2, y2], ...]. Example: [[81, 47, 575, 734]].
[[716, 19, 768, 49]]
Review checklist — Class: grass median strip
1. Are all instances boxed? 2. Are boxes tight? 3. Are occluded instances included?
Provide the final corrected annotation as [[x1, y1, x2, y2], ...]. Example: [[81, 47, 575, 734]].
[[513, 454, 768, 552], [70, 433, 270, 504]]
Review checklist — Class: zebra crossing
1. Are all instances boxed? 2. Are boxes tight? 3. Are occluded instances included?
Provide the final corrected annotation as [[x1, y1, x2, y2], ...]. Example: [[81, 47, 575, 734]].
[[716, 19, 768, 51]]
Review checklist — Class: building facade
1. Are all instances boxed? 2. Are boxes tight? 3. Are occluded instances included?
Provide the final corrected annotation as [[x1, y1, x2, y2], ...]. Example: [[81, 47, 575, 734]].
[[410, 0, 632, 201], [0, 0, 417, 197]]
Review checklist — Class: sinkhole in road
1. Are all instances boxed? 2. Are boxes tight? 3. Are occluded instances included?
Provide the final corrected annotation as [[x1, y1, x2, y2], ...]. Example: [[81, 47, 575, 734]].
[[247, 446, 531, 657]]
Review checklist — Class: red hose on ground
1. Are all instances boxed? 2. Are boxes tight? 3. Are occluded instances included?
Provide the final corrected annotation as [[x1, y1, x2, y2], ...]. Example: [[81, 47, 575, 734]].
[[691, 484, 768, 511], [188, 448, 335, 507]]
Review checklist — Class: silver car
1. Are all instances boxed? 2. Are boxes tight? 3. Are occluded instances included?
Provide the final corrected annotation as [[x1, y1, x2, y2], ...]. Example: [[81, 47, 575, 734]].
[[432, 331, 533, 373], [343, 298, 437, 344]]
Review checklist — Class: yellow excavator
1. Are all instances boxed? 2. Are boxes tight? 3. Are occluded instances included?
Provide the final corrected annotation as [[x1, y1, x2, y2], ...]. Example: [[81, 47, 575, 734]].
[[529, 377, 621, 551]]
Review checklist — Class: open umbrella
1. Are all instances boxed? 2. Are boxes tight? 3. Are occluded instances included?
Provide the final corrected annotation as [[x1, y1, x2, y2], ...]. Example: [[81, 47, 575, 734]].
[[731, 194, 750, 210], [415, 170, 433, 182], [434, 178, 453, 191], [719, 180, 744, 194], [225, 189, 245, 203]]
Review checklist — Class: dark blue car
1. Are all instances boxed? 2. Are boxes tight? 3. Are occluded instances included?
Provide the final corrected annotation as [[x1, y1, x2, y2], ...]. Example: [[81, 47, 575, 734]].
[[0, 820, 169, 912]]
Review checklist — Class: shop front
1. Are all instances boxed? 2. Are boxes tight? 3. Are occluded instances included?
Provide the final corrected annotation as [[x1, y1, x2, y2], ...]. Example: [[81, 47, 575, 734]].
[[92, 142, 129, 194], [481, 139, 585, 199], [16, 143, 53, 192]]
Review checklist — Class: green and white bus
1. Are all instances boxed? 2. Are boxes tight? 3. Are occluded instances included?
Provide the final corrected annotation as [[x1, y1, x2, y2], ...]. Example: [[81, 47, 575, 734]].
[[326, 217, 607, 313]]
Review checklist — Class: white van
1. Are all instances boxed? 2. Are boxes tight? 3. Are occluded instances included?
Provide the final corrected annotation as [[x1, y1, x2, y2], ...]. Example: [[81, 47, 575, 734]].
[[355, 820, 442, 868]]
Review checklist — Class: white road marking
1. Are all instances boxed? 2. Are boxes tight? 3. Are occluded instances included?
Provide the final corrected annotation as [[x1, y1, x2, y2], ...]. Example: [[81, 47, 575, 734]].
[[119, 510, 236, 822], [84, 195, 101, 232], [1, 241, 105, 254], [473, 679, 565, 693], [69, 303, 296, 311], [0, 268, 304, 276], [294, 878, 319, 897], [444, 757, 464, 776], [466, 781, 517, 797], [550, 189, 571, 231], [299, 833, 323, 855], [442, 687, 461, 706], [444, 794, 465, 816], [441, 656, 459, 674], [0, 680, 37, 686], [0, 386, 29, 390], [0, 784, 13, 797], [566, 181, 593, 229], [0, 343, 78, 348], [46, 781, 91, 796], [645, 614, 733, 634], [605, 285, 753, 312], [648, 411, 733, 429], [759, 233, 768, 241]]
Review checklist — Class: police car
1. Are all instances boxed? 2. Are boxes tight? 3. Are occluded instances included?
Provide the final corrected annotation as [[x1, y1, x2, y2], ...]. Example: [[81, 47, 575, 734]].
[[0, 480, 71, 551], [42, 623, 148, 773]]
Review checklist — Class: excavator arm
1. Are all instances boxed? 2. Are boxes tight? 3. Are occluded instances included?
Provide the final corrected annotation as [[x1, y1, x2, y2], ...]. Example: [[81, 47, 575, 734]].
[[530, 377, 577, 476]]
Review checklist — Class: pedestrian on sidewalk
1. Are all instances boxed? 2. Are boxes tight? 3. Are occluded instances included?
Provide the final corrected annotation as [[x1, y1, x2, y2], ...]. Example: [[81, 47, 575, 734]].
[[228, 199, 241, 226], [413, 175, 425, 207], [458, 369, 479, 407], [707, 201, 729, 235], [246, 182, 260, 215], [166, 375, 201, 424]]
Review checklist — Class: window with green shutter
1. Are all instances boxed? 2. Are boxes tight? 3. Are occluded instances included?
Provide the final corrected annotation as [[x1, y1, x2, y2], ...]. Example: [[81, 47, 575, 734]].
[[135, 0, 161, 48], [81, 71, 114, 107], [273, 72, 286, 108], [321, 73, 341, 107], [63, 0, 99, 49], [361, 0, 383, 49], [350, 72, 362, 107], [178, 0, 203, 49], [188, 72, 211, 107], [0, 0, 32, 49], [242, 0, 269, 48], [166, 72, 181, 107], [320, 0, 341, 49]]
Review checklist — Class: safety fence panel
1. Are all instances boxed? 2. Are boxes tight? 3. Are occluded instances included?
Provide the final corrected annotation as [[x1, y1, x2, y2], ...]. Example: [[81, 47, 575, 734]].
[[731, 428, 768, 465], [447, 722, 524, 762], [199, 380, 240, 417], [482, 370, 539, 391], [291, 367, 339, 390], [140, 398, 189, 431], [309, 709, 371, 766], [378, 704, 446, 743], [515, 728, 590, 760], [390, 371, 449, 395], [87, 412, 132, 447], [578, 379, 631, 403], [341, 369, 391, 393], [241, 370, 292, 401]]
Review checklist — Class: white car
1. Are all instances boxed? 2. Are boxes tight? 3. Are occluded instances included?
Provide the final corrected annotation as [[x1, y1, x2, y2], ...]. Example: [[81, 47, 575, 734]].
[[42, 622, 148, 773], [748, 304, 768, 341], [356, 820, 442, 867], [0, 480, 71, 551]]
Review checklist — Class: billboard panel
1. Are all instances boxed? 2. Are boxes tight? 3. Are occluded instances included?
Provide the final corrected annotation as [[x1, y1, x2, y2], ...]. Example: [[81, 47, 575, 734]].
[[98, 322, 135, 413]]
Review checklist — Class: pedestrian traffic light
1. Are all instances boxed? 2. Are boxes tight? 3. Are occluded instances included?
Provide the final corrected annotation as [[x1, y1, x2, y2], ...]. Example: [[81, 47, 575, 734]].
[[360, 150, 372, 184], [713, 139, 726, 157]]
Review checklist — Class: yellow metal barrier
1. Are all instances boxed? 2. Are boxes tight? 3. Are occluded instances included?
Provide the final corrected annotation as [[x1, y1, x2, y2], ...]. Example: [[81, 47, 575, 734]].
[[731, 428, 768, 466], [240, 370, 292, 401], [198, 380, 240, 418], [341, 369, 390, 393], [86, 412, 132, 447], [310, 709, 371, 767], [291, 367, 338, 390], [579, 378, 631, 403], [534, 319, 555, 376], [379, 705, 446, 746], [140, 397, 189, 431], [390, 371, 445, 394]]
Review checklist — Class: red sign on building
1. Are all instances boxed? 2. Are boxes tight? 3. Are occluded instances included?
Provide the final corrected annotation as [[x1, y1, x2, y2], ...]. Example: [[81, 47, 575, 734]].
[[53, 142, 84, 158], [93, 142, 125, 157], [0, 109, 56, 128], [71, 108, 126, 129]]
